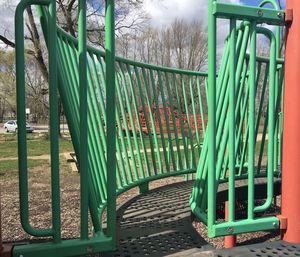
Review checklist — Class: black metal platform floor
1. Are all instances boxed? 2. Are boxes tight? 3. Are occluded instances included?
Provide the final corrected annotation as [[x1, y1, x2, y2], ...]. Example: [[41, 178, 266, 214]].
[[102, 181, 300, 257], [103, 180, 213, 257], [199, 241, 300, 257]]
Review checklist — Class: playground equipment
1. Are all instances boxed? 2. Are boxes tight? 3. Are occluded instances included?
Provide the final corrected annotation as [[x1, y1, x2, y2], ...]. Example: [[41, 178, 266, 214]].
[[190, 1, 285, 237], [1, 0, 300, 256]]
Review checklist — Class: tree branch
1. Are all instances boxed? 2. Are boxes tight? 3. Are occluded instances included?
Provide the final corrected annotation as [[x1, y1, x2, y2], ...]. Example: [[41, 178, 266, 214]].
[[0, 35, 15, 48]]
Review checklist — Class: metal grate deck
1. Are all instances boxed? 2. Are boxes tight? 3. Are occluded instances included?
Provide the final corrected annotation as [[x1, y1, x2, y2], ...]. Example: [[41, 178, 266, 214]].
[[102, 181, 213, 257], [99, 181, 299, 257]]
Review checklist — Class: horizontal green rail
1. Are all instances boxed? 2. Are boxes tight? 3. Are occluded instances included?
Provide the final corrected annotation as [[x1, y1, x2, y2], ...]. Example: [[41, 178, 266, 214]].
[[213, 2, 285, 25]]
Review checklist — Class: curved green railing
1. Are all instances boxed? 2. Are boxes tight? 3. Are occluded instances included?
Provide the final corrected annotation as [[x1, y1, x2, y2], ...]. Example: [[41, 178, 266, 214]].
[[14, 0, 285, 256]]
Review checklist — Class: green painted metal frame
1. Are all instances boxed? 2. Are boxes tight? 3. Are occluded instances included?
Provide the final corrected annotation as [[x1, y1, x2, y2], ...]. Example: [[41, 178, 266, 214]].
[[14, 0, 209, 255], [190, 0, 284, 238], [14, 0, 117, 256], [15, 0, 60, 240], [13, 0, 286, 255], [213, 2, 285, 25]]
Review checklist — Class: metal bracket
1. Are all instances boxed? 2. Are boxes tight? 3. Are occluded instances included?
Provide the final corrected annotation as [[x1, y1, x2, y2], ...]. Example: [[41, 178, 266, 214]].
[[285, 9, 293, 24], [277, 215, 287, 230], [0, 244, 13, 257]]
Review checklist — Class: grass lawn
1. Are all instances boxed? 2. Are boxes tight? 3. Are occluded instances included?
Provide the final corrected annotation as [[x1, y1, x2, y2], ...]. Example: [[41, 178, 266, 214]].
[[0, 159, 48, 174], [0, 136, 74, 158]]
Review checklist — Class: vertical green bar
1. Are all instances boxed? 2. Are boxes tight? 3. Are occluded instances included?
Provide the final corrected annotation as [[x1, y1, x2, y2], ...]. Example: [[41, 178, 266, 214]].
[[105, 0, 116, 243], [248, 22, 256, 220], [228, 18, 236, 222], [207, 0, 216, 234], [78, 0, 88, 240], [49, 0, 61, 242]]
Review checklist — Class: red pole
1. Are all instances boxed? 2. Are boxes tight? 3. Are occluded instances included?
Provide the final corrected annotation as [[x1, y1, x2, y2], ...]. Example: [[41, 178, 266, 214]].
[[224, 201, 236, 248], [282, 0, 300, 243]]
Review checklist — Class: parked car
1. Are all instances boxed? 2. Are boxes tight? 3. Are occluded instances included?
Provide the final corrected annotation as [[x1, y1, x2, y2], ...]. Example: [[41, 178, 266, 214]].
[[3, 120, 34, 133]]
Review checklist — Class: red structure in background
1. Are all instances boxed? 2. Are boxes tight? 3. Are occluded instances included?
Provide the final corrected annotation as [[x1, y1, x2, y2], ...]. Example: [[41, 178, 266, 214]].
[[281, 1, 300, 243], [122, 104, 208, 135]]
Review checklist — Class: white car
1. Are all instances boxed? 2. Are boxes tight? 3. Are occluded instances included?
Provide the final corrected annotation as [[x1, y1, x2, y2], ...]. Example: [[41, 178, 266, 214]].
[[3, 120, 34, 133]]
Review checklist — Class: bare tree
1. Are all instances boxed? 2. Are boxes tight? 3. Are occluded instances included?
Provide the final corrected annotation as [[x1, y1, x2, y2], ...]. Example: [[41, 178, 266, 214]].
[[116, 19, 208, 113], [120, 19, 208, 71], [0, 0, 147, 130]]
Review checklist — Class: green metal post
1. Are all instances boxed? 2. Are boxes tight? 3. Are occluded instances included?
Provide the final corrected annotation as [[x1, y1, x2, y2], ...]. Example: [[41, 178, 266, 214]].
[[105, 0, 117, 245], [228, 18, 236, 222], [48, 0, 61, 243], [78, 0, 89, 240], [207, 0, 217, 235], [248, 21, 256, 220]]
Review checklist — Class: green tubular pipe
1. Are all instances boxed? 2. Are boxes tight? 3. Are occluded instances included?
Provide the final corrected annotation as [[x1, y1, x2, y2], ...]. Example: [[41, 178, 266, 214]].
[[65, 39, 105, 205], [114, 71, 134, 184], [137, 68, 158, 175], [164, 72, 183, 171], [113, 71, 132, 186], [94, 55, 120, 192], [149, 69, 170, 172], [181, 76, 195, 169], [196, 22, 241, 206], [105, 0, 116, 243], [207, 0, 217, 234], [254, 27, 276, 213], [173, 73, 189, 168], [189, 76, 200, 156], [117, 62, 140, 180], [215, 25, 248, 183], [15, 0, 54, 237], [78, 0, 89, 239], [221, 61, 247, 179], [221, 61, 249, 181], [199, 23, 248, 210], [157, 70, 176, 171], [141, 67, 162, 174], [117, 62, 141, 180], [86, 56, 109, 199], [66, 41, 105, 204], [48, 0, 61, 242], [125, 64, 146, 179], [228, 18, 236, 222], [88, 52, 112, 189], [247, 21, 256, 220], [133, 66, 152, 177], [196, 77, 206, 137]]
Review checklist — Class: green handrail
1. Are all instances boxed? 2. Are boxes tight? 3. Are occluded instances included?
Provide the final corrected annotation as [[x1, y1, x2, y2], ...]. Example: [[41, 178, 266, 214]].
[[15, 0, 60, 239]]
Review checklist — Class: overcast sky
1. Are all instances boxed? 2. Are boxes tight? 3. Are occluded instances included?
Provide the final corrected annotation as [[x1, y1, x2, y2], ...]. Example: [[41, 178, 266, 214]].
[[0, 0, 286, 49]]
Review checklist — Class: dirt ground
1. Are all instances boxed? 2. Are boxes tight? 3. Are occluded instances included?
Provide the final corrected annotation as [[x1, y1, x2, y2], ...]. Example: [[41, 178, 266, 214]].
[[1, 161, 280, 249]]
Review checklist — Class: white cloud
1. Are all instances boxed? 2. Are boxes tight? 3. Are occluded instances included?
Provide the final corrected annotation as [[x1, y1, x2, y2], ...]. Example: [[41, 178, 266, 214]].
[[0, 0, 18, 48], [143, 0, 208, 28], [142, 0, 242, 59]]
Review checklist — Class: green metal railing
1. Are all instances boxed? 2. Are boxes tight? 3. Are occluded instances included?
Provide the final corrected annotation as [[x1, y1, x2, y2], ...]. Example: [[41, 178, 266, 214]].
[[14, 1, 209, 256], [15, 0, 60, 240], [190, 0, 284, 238], [14, 0, 285, 255]]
